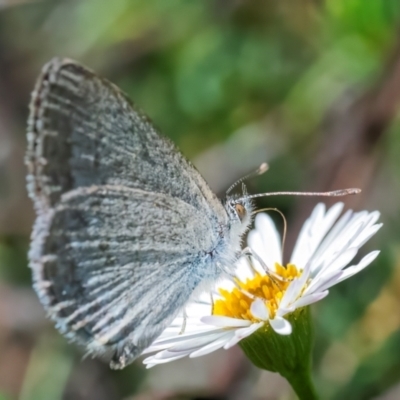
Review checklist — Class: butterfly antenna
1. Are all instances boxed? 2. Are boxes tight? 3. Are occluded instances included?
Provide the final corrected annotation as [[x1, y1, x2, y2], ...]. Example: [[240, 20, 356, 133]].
[[226, 162, 269, 194], [239, 188, 361, 202]]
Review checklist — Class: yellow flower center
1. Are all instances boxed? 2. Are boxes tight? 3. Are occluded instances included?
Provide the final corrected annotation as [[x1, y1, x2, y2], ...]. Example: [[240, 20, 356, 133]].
[[213, 263, 301, 321]]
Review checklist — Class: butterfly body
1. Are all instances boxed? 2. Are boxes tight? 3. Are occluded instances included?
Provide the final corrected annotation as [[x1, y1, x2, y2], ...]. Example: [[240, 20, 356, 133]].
[[26, 58, 252, 368]]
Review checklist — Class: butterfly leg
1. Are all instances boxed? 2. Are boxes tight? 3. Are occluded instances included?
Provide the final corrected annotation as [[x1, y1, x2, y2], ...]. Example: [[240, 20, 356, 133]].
[[215, 262, 256, 301], [241, 247, 291, 283], [179, 308, 187, 335]]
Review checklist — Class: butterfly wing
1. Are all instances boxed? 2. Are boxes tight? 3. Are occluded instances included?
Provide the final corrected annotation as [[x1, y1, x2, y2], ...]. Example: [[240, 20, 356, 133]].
[[26, 58, 225, 218], [26, 58, 228, 368], [32, 185, 216, 368]]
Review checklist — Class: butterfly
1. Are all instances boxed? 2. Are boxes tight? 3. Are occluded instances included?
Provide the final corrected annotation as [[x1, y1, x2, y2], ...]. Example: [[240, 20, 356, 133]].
[[26, 58, 258, 369]]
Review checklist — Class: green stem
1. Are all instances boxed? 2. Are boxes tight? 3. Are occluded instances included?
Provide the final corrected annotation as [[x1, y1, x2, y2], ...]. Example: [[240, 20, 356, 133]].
[[284, 367, 319, 400], [239, 307, 319, 399]]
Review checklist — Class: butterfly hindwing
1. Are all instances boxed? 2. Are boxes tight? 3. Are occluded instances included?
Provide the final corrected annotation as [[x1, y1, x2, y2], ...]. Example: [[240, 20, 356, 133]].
[[31, 185, 217, 368]]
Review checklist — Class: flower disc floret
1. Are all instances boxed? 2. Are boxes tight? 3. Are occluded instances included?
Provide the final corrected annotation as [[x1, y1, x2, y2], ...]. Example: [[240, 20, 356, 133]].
[[214, 263, 301, 321]]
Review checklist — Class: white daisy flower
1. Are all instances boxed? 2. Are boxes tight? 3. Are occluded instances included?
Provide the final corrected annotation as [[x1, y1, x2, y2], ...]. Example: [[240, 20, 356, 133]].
[[143, 202, 382, 368]]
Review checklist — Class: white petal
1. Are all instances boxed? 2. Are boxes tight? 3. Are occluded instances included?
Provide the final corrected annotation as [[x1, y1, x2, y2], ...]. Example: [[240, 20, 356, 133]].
[[163, 318, 212, 333], [349, 223, 382, 249], [223, 334, 244, 350], [310, 210, 378, 271], [185, 302, 212, 318], [307, 209, 373, 272], [337, 251, 380, 283], [250, 298, 269, 320], [147, 328, 227, 348], [339, 219, 376, 251], [279, 279, 303, 310], [278, 279, 300, 310], [275, 306, 295, 318], [142, 341, 179, 355], [270, 317, 292, 335], [190, 293, 213, 306], [255, 213, 282, 265], [305, 270, 343, 295], [290, 206, 321, 269], [250, 258, 269, 277], [234, 257, 255, 282], [307, 209, 353, 268], [153, 349, 192, 360], [143, 353, 187, 366], [291, 203, 344, 269], [315, 247, 358, 277], [363, 210, 381, 227], [248, 231, 265, 261], [189, 332, 234, 358], [201, 315, 251, 327], [292, 290, 329, 308], [247, 230, 275, 272], [279, 265, 311, 310], [165, 332, 229, 352], [217, 278, 236, 292], [224, 322, 263, 349]]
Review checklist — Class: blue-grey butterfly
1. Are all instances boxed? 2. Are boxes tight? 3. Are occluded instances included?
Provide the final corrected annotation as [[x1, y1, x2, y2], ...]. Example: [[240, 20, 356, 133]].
[[26, 58, 260, 369], [26, 58, 358, 369]]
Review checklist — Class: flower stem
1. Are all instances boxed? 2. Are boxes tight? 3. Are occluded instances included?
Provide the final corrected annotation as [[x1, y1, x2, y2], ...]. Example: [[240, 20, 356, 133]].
[[283, 367, 319, 400], [239, 307, 320, 399]]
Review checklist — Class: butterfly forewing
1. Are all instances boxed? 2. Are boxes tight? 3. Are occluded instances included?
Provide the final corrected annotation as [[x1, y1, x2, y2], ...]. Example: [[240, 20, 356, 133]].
[[26, 58, 228, 368], [26, 58, 225, 217]]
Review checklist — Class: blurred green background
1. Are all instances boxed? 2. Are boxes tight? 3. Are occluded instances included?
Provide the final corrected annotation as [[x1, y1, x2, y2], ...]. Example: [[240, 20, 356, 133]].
[[0, 0, 400, 399]]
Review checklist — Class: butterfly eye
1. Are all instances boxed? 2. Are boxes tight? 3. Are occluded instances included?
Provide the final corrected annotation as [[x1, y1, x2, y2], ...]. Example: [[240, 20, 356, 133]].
[[234, 203, 246, 221]]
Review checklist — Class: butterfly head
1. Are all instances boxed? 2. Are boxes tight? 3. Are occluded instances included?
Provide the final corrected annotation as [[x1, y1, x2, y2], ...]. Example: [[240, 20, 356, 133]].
[[223, 191, 253, 256], [224, 183, 253, 234]]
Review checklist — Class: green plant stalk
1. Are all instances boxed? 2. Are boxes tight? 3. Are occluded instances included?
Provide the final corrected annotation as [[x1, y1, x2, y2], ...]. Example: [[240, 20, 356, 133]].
[[283, 365, 319, 400]]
